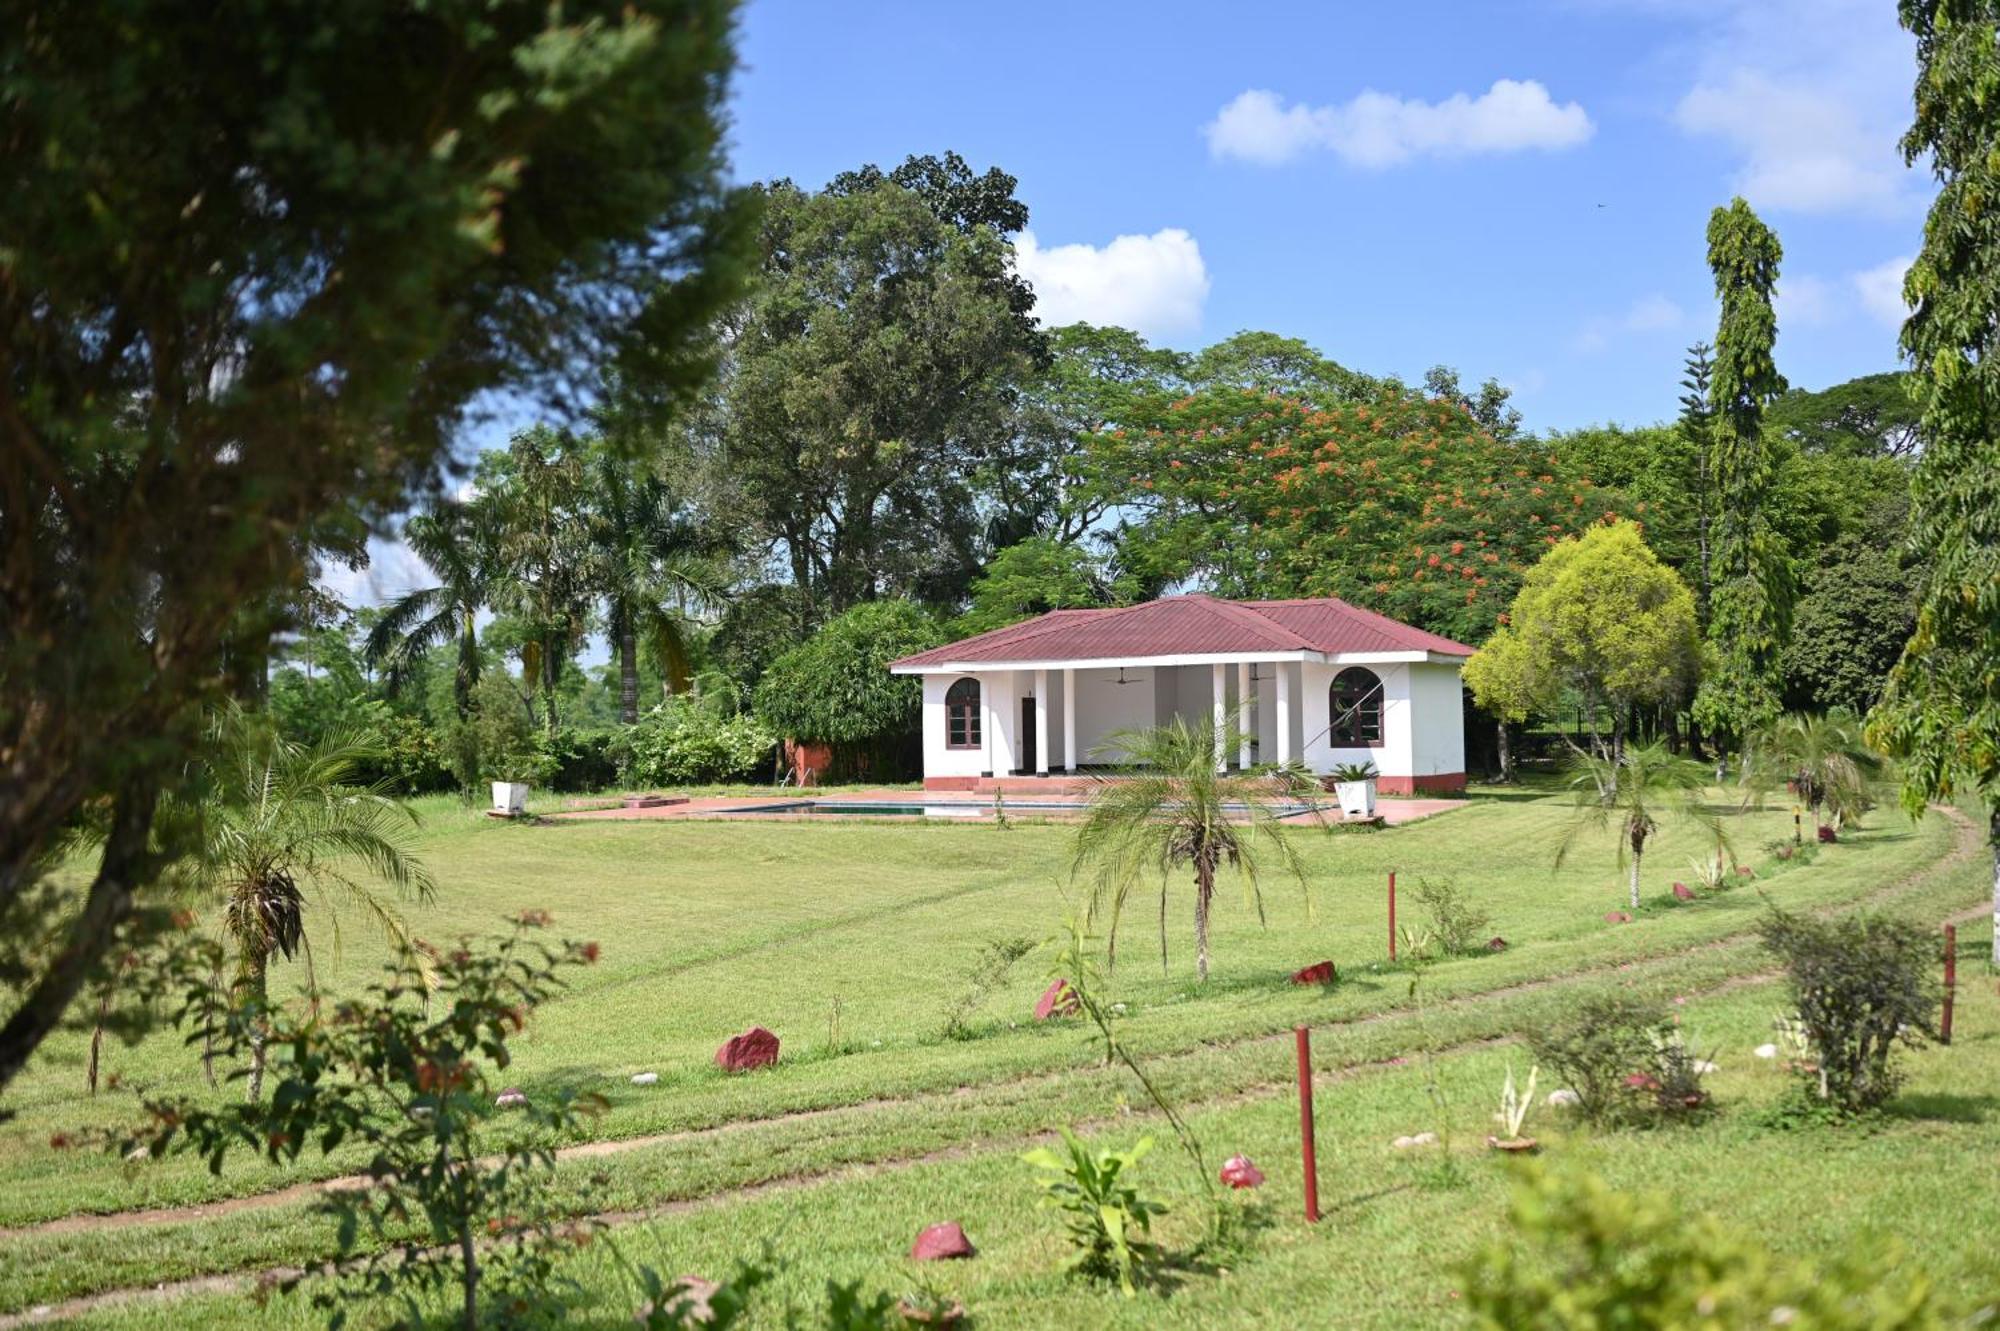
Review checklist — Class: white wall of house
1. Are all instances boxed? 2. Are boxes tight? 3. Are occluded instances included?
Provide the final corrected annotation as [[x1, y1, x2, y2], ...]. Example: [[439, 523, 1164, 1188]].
[[914, 656, 1462, 783], [1408, 662, 1467, 781]]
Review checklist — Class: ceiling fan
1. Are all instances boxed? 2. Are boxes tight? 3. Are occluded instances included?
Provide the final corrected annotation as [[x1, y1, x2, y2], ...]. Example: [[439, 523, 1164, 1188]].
[[1112, 666, 1148, 686]]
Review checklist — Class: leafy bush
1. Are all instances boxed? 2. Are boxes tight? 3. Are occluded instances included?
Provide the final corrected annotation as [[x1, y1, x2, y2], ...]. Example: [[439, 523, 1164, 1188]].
[[1463, 1164, 1954, 1328], [128, 918, 604, 1329], [753, 600, 942, 776], [1525, 995, 1672, 1126], [359, 713, 455, 794], [1759, 906, 1937, 1115], [1021, 1128, 1167, 1297], [621, 698, 776, 786], [540, 727, 621, 793], [1412, 875, 1492, 957]]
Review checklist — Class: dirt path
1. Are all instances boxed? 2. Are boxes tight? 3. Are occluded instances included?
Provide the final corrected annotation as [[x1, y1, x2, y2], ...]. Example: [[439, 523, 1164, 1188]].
[[0, 809, 1982, 1328]]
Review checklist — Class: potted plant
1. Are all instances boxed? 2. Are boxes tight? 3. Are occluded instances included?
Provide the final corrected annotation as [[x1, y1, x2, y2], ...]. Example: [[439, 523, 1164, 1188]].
[[1487, 1063, 1539, 1152], [1329, 760, 1378, 818], [490, 778, 530, 816]]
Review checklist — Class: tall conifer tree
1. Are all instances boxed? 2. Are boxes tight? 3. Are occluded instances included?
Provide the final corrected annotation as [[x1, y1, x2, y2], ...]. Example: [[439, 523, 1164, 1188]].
[[1693, 199, 1793, 747]]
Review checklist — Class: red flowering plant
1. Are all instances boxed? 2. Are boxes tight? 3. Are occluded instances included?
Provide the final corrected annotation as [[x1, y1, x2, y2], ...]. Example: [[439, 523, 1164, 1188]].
[[119, 913, 604, 1328], [1108, 386, 1631, 644]]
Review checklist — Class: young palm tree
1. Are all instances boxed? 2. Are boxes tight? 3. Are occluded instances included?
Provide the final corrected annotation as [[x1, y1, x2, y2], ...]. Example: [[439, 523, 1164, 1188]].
[[190, 718, 437, 1100], [364, 499, 502, 720], [1747, 710, 1883, 831], [1557, 739, 1725, 913], [1070, 719, 1318, 982]]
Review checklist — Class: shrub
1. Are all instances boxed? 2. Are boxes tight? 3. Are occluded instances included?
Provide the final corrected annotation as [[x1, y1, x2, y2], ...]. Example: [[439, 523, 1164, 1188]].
[[1021, 1128, 1167, 1297], [622, 698, 776, 786], [542, 727, 622, 792], [1412, 875, 1493, 957], [364, 713, 455, 794], [1463, 1164, 1954, 1328], [1758, 906, 1937, 1114], [1525, 995, 1668, 1126], [753, 601, 942, 777], [128, 918, 604, 1329]]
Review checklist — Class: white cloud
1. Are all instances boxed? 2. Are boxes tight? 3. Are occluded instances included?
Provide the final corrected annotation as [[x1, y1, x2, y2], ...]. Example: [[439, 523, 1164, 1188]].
[[1775, 273, 1836, 328], [1655, 0, 1921, 216], [1852, 255, 1913, 329], [1204, 80, 1593, 169], [318, 533, 435, 612], [1575, 294, 1686, 353], [1014, 227, 1211, 339]]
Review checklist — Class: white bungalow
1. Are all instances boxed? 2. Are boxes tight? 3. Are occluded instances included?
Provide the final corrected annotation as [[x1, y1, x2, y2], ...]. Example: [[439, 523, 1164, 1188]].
[[889, 593, 1473, 794]]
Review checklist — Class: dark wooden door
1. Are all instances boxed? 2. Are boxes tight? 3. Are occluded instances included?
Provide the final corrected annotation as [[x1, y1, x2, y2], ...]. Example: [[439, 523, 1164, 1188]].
[[1019, 696, 1037, 774]]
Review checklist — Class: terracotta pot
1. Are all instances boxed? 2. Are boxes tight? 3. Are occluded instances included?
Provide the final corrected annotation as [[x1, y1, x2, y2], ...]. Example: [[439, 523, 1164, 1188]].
[[1486, 1135, 1539, 1153]]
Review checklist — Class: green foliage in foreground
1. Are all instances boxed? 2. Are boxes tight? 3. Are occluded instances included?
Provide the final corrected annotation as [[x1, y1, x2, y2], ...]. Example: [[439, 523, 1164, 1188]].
[[1022, 1130, 1167, 1298], [1463, 1163, 1952, 1329]]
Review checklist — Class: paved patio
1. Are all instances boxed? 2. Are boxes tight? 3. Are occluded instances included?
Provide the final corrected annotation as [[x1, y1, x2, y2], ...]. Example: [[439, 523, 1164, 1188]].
[[546, 787, 1466, 826]]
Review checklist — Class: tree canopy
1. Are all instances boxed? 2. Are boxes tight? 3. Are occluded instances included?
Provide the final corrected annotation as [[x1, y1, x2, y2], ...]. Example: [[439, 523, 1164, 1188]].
[[752, 600, 943, 756], [0, 0, 751, 1092]]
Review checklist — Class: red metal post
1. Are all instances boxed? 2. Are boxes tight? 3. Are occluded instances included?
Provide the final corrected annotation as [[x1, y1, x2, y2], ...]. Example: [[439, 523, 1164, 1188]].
[[1295, 1025, 1320, 1223], [1942, 923, 1957, 1046], [1388, 870, 1397, 963]]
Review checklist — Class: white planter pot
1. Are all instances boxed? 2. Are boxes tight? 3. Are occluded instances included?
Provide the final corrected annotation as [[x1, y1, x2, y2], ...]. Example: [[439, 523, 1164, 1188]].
[[1335, 779, 1377, 818], [491, 781, 529, 814]]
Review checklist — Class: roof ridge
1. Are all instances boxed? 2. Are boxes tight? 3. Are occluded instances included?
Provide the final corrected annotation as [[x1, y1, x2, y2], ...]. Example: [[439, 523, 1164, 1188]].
[[1183, 593, 1314, 650]]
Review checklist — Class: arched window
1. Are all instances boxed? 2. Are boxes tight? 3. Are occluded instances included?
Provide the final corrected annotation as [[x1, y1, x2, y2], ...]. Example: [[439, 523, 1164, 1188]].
[[945, 677, 982, 749], [1328, 667, 1383, 747]]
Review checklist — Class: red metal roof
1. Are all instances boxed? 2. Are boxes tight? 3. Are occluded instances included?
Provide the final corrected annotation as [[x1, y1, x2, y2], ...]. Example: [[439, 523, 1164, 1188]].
[[892, 594, 1473, 668]]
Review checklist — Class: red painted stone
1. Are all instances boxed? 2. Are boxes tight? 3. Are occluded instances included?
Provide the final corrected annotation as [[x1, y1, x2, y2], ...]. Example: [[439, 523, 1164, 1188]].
[[1604, 910, 1633, 924], [1486, 936, 1509, 952], [1290, 960, 1338, 986], [1034, 979, 1080, 1021], [1672, 881, 1695, 901], [1219, 1154, 1265, 1189], [910, 1221, 976, 1261], [714, 1026, 780, 1073], [1816, 824, 1837, 843]]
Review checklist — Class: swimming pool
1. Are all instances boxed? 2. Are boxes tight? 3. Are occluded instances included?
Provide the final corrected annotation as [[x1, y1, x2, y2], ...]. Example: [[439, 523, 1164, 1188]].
[[717, 798, 1331, 819]]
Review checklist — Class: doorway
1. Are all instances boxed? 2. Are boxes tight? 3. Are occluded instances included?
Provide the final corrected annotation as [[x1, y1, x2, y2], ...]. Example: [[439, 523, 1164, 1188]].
[[1019, 696, 1037, 774]]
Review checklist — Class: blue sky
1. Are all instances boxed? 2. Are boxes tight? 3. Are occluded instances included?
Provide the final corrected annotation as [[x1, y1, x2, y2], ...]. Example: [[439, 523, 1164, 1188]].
[[330, 0, 1927, 610], [729, 0, 1926, 431]]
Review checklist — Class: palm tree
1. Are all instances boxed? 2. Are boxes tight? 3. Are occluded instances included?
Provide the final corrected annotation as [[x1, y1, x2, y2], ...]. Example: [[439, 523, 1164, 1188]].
[[189, 717, 437, 1100], [1747, 710, 1883, 832], [1070, 719, 1318, 982], [1557, 739, 1726, 913], [587, 449, 729, 724], [364, 500, 501, 720]]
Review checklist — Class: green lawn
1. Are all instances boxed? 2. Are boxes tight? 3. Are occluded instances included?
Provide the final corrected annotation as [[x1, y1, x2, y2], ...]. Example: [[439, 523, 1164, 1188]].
[[0, 785, 1988, 1326]]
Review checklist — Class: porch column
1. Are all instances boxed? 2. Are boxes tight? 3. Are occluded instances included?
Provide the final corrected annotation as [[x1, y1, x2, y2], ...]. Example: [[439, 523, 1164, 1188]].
[[1062, 667, 1077, 774], [979, 673, 995, 777], [1211, 662, 1227, 773], [1237, 662, 1253, 770], [1276, 662, 1292, 767], [1034, 668, 1050, 776]]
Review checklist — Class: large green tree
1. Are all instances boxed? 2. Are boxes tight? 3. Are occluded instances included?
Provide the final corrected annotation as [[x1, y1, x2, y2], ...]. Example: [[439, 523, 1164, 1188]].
[[1464, 521, 1703, 767], [365, 500, 505, 721], [1870, 0, 2000, 961], [721, 154, 1043, 621], [752, 600, 944, 778], [0, 0, 749, 1092], [1693, 199, 1793, 746], [480, 430, 598, 735]]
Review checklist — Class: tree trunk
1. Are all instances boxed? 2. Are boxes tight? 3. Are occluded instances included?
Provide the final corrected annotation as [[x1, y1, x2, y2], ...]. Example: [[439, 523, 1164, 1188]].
[[1193, 861, 1215, 983], [0, 783, 156, 1095], [617, 610, 639, 727], [541, 633, 561, 735], [242, 946, 270, 1104], [1990, 807, 1999, 968], [1496, 719, 1513, 784], [1628, 848, 1643, 913]]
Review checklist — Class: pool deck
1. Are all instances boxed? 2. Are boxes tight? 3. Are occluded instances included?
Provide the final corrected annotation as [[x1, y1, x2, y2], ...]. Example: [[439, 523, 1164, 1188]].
[[546, 788, 1466, 827]]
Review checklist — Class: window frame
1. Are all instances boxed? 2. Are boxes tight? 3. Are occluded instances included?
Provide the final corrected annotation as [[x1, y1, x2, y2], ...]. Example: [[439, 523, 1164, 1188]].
[[944, 676, 983, 750], [1327, 667, 1384, 748]]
